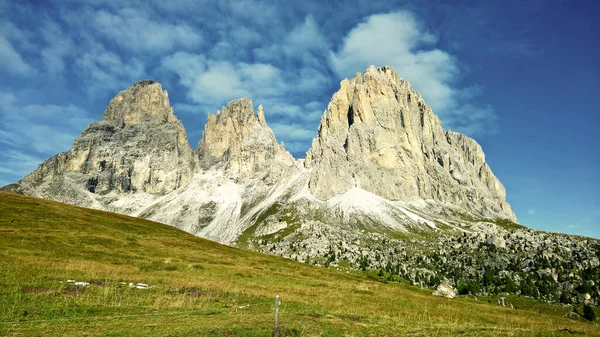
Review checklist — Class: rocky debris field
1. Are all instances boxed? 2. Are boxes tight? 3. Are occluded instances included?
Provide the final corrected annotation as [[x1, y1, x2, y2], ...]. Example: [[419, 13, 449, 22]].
[[248, 219, 600, 307]]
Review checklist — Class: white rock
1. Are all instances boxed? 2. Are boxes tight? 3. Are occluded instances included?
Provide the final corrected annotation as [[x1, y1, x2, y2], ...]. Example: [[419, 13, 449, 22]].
[[432, 280, 457, 298]]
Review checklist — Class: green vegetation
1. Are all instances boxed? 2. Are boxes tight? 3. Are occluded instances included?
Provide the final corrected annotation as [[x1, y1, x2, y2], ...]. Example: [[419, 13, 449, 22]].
[[584, 304, 597, 322], [236, 203, 305, 249], [481, 218, 527, 231], [447, 209, 525, 231], [0, 192, 598, 336]]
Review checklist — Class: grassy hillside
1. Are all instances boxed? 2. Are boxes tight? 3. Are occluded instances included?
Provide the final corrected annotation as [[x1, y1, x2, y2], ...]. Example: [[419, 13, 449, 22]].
[[0, 192, 597, 336]]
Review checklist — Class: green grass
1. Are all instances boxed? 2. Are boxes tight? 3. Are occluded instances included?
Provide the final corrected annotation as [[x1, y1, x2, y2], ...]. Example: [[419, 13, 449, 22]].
[[447, 209, 526, 231], [481, 218, 527, 231], [0, 192, 598, 336]]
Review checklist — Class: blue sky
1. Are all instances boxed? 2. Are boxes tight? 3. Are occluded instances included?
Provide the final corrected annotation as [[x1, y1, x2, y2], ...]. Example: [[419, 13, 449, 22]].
[[0, 0, 598, 238]]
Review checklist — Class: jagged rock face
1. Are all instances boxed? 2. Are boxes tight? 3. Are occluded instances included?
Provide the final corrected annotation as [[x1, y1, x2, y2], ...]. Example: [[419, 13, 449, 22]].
[[305, 66, 515, 221], [16, 81, 195, 197], [197, 98, 295, 182], [6, 68, 518, 245]]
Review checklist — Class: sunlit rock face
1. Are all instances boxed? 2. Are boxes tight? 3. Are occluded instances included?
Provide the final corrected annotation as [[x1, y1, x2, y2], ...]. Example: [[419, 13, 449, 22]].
[[7, 66, 516, 243], [12, 80, 195, 203], [196, 97, 295, 183], [305, 65, 515, 221]]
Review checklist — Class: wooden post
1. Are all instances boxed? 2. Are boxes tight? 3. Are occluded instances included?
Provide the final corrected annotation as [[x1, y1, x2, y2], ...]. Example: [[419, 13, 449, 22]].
[[274, 295, 280, 337], [500, 297, 505, 307]]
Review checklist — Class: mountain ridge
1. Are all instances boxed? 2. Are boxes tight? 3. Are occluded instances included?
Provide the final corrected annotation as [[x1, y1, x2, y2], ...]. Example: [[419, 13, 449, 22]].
[[5, 66, 600, 309], [5, 65, 516, 244]]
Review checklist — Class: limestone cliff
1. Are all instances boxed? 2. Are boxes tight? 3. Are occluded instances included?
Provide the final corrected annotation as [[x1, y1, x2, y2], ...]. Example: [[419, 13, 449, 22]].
[[5, 68, 518, 244], [197, 97, 295, 183], [12, 80, 195, 202], [305, 66, 516, 221]]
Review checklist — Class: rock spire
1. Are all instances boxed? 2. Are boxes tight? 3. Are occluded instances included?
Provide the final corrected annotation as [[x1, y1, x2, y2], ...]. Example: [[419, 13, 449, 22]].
[[197, 97, 295, 181]]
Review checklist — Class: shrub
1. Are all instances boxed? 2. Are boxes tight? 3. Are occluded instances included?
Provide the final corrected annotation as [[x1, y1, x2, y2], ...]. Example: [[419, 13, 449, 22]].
[[583, 304, 596, 322], [457, 281, 480, 295], [559, 292, 571, 304]]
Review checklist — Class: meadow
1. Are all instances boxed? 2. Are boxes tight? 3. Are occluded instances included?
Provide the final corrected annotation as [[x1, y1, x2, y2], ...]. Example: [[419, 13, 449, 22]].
[[0, 192, 597, 336]]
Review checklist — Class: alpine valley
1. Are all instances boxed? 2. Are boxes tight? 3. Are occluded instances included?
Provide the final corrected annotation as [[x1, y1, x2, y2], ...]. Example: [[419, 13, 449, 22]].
[[4, 66, 599, 308]]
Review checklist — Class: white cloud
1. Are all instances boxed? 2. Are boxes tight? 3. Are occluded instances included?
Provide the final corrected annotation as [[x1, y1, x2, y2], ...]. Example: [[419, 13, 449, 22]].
[[40, 20, 75, 74], [92, 7, 202, 52], [195, 62, 248, 102], [446, 104, 498, 136], [0, 35, 35, 76], [331, 12, 440, 79], [21, 104, 91, 129], [192, 61, 285, 104], [226, 0, 280, 26], [0, 90, 91, 157], [330, 11, 497, 136], [162, 52, 207, 88], [261, 100, 323, 124], [230, 26, 262, 46], [0, 149, 44, 184], [296, 67, 330, 92], [163, 53, 286, 106], [0, 88, 92, 184], [284, 15, 327, 55], [0, 21, 36, 52], [528, 209, 536, 215], [0, 91, 16, 112], [75, 42, 145, 96], [172, 103, 203, 116], [270, 123, 316, 140]]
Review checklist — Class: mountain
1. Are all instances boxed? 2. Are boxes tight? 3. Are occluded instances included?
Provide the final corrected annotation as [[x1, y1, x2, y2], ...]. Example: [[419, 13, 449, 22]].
[[5, 66, 514, 238], [306, 66, 514, 221], [6, 80, 194, 203], [4, 66, 599, 307]]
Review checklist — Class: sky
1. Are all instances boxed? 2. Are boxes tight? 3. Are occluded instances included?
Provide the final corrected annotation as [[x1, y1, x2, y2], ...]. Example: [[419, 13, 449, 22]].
[[0, 0, 598, 238]]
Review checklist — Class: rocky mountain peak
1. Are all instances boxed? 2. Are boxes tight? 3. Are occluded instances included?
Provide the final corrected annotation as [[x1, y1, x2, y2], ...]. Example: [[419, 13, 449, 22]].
[[102, 80, 178, 127], [11, 80, 195, 200], [7, 69, 518, 246], [197, 98, 295, 181], [306, 65, 516, 221]]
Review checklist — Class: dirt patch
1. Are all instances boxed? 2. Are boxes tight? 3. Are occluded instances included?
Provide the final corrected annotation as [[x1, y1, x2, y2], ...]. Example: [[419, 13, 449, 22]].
[[22, 287, 51, 294], [557, 328, 585, 335], [308, 283, 328, 287], [63, 284, 86, 296], [208, 330, 235, 337], [178, 287, 215, 298]]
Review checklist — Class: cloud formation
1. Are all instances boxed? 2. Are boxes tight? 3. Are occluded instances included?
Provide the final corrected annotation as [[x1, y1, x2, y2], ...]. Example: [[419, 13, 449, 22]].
[[92, 8, 203, 52], [0, 35, 35, 76]]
